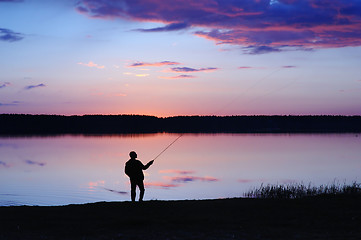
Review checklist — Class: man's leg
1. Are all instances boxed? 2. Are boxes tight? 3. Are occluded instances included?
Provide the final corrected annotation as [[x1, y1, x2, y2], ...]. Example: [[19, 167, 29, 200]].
[[130, 180, 136, 202], [138, 181, 145, 202]]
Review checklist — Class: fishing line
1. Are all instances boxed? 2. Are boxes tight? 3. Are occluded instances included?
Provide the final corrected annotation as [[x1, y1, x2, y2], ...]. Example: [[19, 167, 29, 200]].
[[244, 79, 297, 105], [211, 67, 283, 115], [153, 133, 184, 160]]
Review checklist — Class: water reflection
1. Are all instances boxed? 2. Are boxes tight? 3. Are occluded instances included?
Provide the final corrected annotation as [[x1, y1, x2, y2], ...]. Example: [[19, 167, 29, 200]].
[[0, 133, 360, 206]]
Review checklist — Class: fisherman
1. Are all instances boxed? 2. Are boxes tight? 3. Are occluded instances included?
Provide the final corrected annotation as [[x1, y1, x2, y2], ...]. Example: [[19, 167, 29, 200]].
[[125, 151, 154, 202]]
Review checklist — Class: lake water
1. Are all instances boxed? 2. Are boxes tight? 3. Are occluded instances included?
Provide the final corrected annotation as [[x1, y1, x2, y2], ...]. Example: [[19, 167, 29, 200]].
[[0, 133, 360, 206]]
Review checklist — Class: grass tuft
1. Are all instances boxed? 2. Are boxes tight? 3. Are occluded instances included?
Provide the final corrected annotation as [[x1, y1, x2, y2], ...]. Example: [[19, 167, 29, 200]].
[[244, 181, 361, 199]]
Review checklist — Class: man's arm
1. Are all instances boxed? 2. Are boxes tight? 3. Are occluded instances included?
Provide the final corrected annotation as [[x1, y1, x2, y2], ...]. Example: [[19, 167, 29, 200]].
[[143, 160, 154, 170], [124, 162, 130, 176]]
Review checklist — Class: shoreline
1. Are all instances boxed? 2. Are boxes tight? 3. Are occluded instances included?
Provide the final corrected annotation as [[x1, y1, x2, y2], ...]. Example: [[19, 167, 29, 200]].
[[1, 114, 361, 135], [1, 196, 360, 239]]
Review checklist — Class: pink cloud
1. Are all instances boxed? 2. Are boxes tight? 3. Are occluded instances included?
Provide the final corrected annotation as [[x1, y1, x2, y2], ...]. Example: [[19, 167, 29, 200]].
[[78, 61, 105, 69], [111, 93, 127, 97], [88, 180, 105, 189]]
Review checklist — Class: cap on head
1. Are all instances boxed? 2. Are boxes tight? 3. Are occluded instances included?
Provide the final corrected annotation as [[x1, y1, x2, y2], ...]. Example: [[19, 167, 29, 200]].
[[129, 151, 137, 159]]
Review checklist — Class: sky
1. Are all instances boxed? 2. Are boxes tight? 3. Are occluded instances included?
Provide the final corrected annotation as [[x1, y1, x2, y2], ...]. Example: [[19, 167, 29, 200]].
[[1, 0, 361, 117]]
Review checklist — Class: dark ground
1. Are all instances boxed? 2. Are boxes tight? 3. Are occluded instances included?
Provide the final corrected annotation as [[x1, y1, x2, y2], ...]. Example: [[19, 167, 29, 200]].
[[0, 196, 360, 240]]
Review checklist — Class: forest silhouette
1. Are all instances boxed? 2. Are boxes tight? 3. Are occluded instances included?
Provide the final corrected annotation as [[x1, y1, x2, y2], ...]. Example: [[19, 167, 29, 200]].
[[1, 114, 361, 135]]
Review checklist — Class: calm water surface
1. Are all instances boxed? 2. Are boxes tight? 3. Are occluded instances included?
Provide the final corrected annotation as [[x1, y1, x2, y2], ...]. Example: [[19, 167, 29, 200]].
[[0, 133, 360, 206]]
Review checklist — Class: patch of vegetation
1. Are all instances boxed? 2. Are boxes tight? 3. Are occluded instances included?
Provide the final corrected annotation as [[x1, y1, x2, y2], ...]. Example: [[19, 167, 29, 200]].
[[244, 181, 361, 199]]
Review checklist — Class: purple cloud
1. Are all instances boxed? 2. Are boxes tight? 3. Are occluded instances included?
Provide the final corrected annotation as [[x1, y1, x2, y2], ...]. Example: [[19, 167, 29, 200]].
[[0, 28, 24, 42], [159, 75, 196, 79], [170, 67, 218, 73], [129, 61, 180, 67], [0, 161, 10, 168], [24, 160, 46, 167], [0, 101, 20, 106], [24, 83, 46, 90], [136, 22, 190, 32], [243, 45, 282, 55], [76, 0, 361, 53], [157, 169, 219, 186], [159, 169, 196, 175], [169, 176, 219, 183], [0, 82, 10, 89]]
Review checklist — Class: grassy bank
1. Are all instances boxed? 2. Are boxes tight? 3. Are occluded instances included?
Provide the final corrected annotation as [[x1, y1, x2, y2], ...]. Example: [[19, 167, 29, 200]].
[[244, 181, 361, 199], [1, 195, 360, 240]]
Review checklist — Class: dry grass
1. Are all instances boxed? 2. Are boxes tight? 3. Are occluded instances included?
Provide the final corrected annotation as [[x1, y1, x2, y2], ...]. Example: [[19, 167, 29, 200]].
[[244, 181, 361, 199]]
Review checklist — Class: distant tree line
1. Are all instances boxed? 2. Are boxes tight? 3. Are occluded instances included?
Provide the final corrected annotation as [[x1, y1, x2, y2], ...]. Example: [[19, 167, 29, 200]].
[[1, 114, 361, 135]]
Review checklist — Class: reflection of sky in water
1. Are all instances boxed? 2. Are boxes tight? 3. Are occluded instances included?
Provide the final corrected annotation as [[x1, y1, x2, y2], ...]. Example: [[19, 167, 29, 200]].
[[0, 134, 360, 206]]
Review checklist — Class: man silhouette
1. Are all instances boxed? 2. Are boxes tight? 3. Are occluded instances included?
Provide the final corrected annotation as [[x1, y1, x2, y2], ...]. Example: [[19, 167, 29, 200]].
[[125, 151, 154, 202]]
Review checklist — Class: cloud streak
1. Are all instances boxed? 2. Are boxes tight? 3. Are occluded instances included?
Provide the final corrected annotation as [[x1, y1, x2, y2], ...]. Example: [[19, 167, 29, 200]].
[[103, 188, 128, 195], [0, 28, 24, 42], [128, 61, 180, 67], [0, 161, 10, 168], [170, 67, 218, 73], [149, 169, 219, 188], [136, 22, 190, 32], [167, 176, 219, 183], [0, 101, 20, 106], [24, 84, 46, 90], [0, 82, 11, 89], [159, 75, 196, 79], [78, 61, 105, 69], [24, 159, 46, 167], [145, 182, 180, 189], [160, 169, 219, 183], [76, 0, 361, 53], [159, 169, 195, 175]]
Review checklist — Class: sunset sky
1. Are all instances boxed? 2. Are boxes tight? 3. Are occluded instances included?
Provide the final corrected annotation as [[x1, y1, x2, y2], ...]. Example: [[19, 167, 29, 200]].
[[1, 0, 361, 117]]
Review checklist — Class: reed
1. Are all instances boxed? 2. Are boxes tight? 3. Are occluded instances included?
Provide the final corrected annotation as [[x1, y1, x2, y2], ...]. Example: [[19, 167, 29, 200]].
[[244, 181, 361, 199]]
